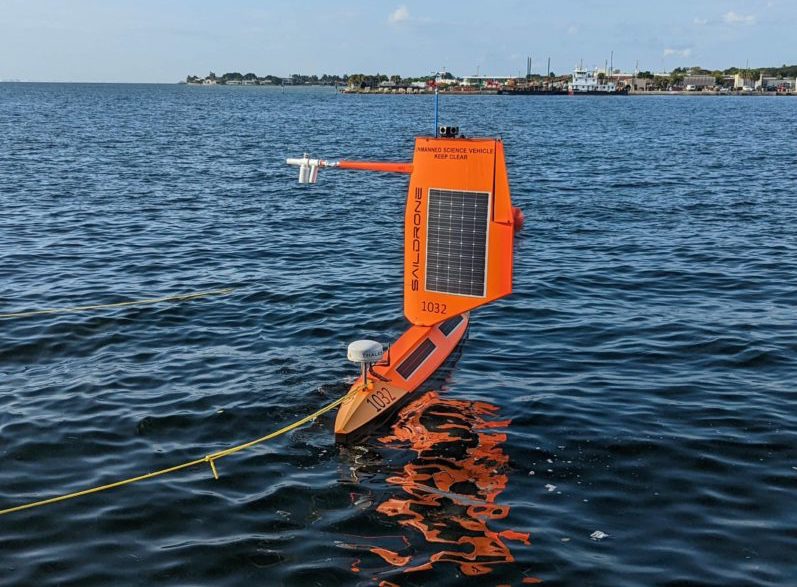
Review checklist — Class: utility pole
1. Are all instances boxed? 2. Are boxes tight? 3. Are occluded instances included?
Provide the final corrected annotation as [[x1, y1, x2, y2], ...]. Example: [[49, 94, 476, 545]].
[[610, 50, 614, 80]]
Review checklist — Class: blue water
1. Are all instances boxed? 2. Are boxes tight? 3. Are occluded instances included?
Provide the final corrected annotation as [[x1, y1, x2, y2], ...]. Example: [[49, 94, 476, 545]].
[[1, 84, 796, 586]]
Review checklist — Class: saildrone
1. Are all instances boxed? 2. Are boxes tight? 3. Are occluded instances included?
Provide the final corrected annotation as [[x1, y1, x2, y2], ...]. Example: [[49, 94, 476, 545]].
[[287, 126, 521, 440]]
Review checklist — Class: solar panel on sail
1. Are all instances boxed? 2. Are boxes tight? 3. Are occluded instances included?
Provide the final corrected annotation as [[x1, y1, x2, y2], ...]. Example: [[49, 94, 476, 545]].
[[425, 189, 490, 297]]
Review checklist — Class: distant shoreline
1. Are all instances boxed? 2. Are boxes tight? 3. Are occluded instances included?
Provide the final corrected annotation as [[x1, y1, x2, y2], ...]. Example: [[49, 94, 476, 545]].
[[335, 88, 796, 97], [2, 82, 794, 96]]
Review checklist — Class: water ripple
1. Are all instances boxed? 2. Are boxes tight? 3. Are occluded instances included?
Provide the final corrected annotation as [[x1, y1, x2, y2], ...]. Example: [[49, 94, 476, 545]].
[[1, 84, 796, 586]]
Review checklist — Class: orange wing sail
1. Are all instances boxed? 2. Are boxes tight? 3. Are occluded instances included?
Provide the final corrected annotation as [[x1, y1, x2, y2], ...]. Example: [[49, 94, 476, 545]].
[[403, 137, 515, 326]]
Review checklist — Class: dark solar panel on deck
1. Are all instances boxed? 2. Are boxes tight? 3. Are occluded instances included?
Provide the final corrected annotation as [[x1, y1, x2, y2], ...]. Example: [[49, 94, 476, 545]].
[[425, 189, 490, 297], [438, 314, 464, 337], [396, 339, 437, 380]]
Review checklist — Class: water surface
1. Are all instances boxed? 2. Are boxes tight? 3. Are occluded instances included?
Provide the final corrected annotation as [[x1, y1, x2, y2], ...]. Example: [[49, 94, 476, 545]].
[[1, 84, 796, 586]]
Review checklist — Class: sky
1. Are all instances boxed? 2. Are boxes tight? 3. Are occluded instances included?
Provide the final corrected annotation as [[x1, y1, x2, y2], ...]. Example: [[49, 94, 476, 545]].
[[0, 0, 793, 82]]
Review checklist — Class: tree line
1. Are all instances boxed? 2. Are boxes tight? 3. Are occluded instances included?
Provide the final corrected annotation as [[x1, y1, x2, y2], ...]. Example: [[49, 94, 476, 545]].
[[185, 71, 452, 86]]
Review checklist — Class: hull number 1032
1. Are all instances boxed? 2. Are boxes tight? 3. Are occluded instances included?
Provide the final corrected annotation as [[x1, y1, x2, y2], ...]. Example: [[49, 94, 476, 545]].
[[366, 386, 396, 413]]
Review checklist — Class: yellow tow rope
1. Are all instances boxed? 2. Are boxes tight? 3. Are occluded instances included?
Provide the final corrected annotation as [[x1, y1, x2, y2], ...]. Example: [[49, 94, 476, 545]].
[[0, 288, 235, 320], [0, 388, 356, 517]]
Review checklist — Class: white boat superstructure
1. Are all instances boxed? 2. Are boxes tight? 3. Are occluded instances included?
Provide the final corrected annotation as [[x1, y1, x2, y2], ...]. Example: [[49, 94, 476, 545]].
[[569, 68, 617, 94]]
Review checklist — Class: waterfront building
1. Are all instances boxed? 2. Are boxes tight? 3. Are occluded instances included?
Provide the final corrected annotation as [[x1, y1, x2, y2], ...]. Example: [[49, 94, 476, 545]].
[[683, 75, 716, 90], [733, 74, 754, 90], [755, 74, 796, 91], [630, 78, 653, 91], [613, 73, 651, 91]]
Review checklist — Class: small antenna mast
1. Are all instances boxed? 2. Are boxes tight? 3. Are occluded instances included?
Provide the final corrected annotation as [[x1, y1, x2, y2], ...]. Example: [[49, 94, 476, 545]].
[[432, 69, 440, 137], [434, 86, 439, 137]]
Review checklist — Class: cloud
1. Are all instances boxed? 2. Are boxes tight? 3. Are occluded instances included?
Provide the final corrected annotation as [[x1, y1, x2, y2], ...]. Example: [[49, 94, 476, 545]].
[[693, 17, 708, 25], [388, 6, 410, 24], [723, 11, 756, 24], [663, 48, 692, 58]]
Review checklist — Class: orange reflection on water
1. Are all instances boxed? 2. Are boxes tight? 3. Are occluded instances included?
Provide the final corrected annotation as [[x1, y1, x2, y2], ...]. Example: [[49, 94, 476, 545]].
[[367, 391, 534, 581]]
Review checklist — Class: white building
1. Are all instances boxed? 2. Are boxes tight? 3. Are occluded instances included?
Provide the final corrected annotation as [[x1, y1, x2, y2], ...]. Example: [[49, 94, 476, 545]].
[[733, 74, 754, 90]]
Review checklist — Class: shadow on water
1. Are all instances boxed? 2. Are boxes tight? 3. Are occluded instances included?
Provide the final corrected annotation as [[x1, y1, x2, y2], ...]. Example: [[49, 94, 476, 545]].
[[339, 391, 540, 586]]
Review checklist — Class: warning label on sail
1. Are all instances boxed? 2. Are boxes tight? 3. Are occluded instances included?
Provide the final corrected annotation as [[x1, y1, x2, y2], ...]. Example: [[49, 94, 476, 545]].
[[415, 145, 494, 160]]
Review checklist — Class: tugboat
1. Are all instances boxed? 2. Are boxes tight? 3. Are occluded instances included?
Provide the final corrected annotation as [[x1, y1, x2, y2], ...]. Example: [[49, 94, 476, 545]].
[[287, 126, 522, 441], [568, 67, 629, 95]]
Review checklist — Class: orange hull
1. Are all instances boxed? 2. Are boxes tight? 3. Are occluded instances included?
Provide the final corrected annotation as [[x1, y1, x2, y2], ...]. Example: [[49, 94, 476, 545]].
[[334, 313, 469, 441]]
